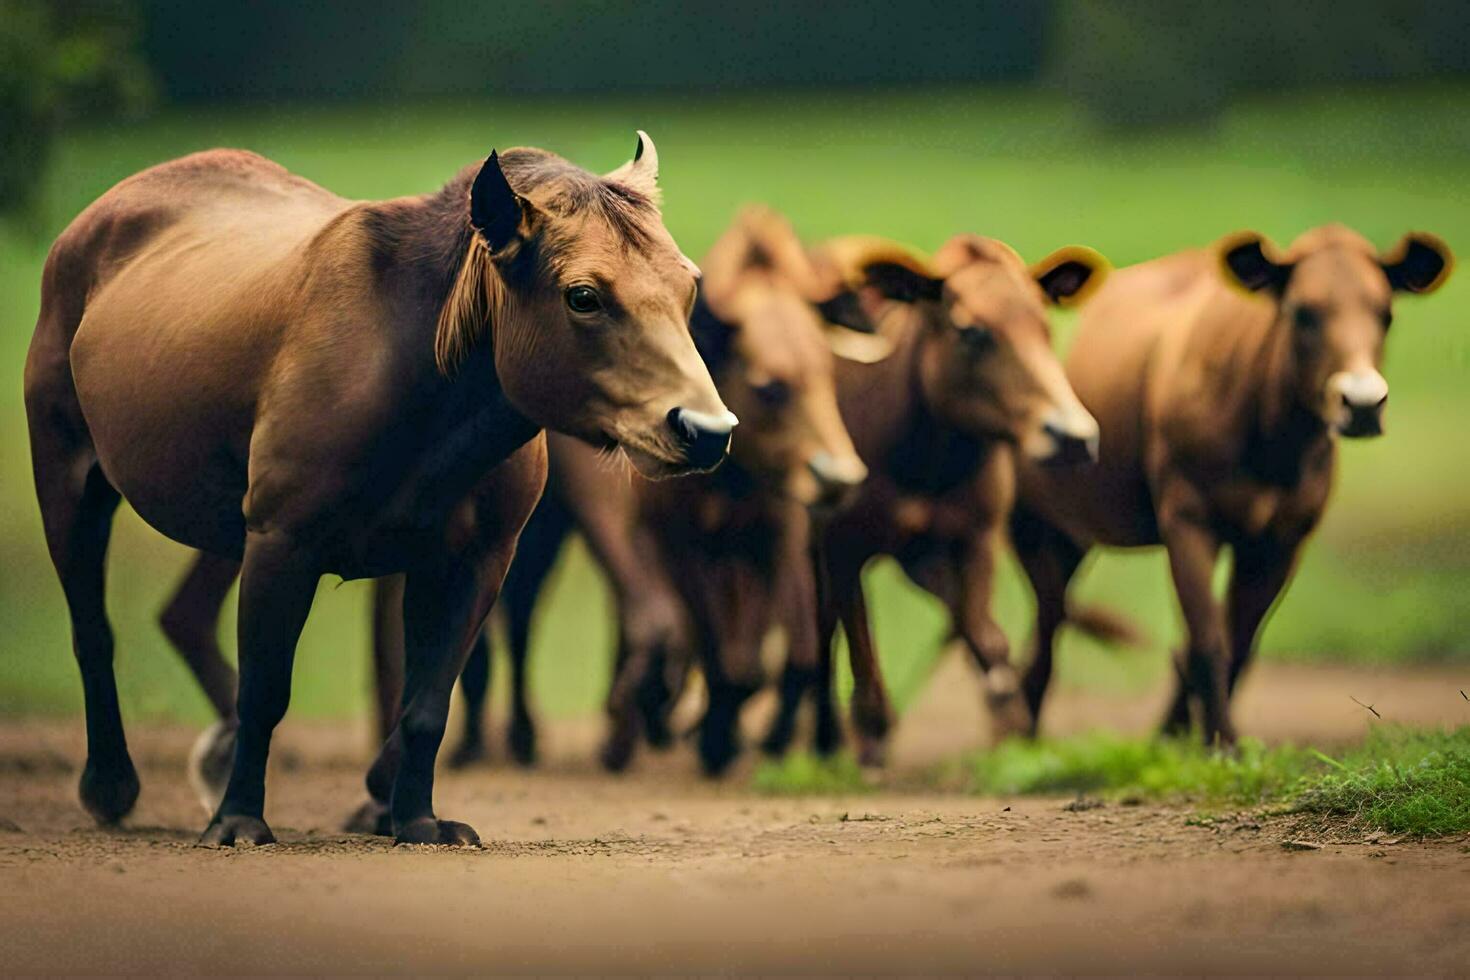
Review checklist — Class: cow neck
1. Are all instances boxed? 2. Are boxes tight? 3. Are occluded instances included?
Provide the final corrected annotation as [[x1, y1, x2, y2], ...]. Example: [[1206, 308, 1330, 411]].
[[1239, 301, 1329, 487], [885, 323, 990, 496], [363, 178, 541, 510]]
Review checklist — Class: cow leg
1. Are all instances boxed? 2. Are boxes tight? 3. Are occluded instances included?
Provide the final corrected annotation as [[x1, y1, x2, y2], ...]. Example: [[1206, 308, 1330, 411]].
[[1158, 498, 1232, 745], [1225, 537, 1299, 696], [635, 642, 682, 750], [371, 574, 407, 745], [697, 635, 757, 778], [809, 546, 844, 757], [160, 551, 244, 812], [698, 567, 767, 778], [952, 528, 1032, 741], [201, 530, 319, 846], [837, 567, 891, 768], [1012, 507, 1086, 737], [446, 631, 491, 768], [342, 575, 407, 836], [761, 532, 821, 758], [383, 550, 514, 847], [31, 435, 134, 825], [603, 611, 685, 772], [160, 551, 241, 720], [601, 526, 686, 772], [502, 500, 574, 767], [502, 579, 537, 767]]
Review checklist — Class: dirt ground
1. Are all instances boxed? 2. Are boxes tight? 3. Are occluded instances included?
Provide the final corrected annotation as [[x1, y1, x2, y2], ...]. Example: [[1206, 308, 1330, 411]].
[[2, 656, 1467, 975]]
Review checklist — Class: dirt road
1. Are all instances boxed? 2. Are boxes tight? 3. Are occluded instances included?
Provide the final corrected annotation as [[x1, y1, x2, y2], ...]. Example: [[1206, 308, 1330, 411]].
[[2, 659, 1467, 974]]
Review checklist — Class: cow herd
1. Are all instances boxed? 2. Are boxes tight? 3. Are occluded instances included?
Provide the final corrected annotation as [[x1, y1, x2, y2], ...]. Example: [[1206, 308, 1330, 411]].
[[23, 133, 1453, 847]]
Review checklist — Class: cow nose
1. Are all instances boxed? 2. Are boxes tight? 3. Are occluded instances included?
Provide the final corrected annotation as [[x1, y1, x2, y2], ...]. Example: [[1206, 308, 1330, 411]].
[[1338, 390, 1387, 438], [807, 452, 867, 510], [1039, 411, 1100, 467], [1329, 371, 1388, 439], [667, 407, 737, 471]]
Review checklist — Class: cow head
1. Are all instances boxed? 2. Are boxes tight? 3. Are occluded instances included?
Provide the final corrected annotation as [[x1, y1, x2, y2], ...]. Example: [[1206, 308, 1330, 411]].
[[1219, 225, 1453, 438]]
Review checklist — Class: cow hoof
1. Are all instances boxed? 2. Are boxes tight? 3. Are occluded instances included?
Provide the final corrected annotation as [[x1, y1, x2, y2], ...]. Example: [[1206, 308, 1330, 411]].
[[187, 719, 237, 814], [642, 713, 675, 751], [199, 814, 274, 848], [698, 735, 740, 778], [599, 733, 636, 773], [79, 756, 140, 825], [446, 739, 486, 770], [395, 818, 480, 847], [813, 719, 843, 757], [855, 736, 887, 769], [507, 717, 537, 768], [760, 724, 795, 758], [343, 799, 393, 836], [985, 689, 1035, 744]]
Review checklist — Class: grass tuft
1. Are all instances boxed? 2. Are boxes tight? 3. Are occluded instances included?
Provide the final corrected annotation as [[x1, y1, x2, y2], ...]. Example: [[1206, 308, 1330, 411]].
[[965, 733, 1315, 805], [751, 752, 873, 796], [1293, 727, 1470, 836], [952, 726, 1470, 837]]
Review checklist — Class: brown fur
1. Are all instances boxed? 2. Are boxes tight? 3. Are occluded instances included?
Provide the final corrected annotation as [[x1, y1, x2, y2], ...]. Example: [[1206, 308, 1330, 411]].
[[427, 215, 926, 775], [1012, 225, 1453, 744], [26, 137, 724, 844], [764, 234, 1109, 765]]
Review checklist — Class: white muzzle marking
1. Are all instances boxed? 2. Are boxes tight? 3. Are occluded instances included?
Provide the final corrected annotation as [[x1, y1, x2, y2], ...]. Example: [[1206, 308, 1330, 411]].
[[1328, 370, 1389, 410], [677, 408, 739, 436]]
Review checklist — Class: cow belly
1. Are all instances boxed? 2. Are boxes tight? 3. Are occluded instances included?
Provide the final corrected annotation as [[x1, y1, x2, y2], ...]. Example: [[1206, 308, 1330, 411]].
[[1020, 460, 1159, 548], [71, 312, 254, 557]]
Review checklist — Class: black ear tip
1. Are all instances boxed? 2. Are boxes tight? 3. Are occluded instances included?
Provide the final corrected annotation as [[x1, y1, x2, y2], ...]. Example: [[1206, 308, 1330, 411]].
[[1225, 240, 1261, 265], [816, 291, 876, 333]]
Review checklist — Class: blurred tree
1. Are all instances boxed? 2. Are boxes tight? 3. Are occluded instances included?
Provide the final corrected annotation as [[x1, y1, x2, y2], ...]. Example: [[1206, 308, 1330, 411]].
[[135, 0, 1049, 101], [1051, 0, 1470, 131], [0, 0, 153, 217]]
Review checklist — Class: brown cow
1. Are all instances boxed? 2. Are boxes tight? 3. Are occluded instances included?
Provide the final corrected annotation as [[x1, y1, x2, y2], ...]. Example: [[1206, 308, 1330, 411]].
[[1011, 225, 1453, 744], [25, 134, 733, 846], [164, 209, 910, 812], [405, 215, 929, 780], [764, 234, 1110, 766]]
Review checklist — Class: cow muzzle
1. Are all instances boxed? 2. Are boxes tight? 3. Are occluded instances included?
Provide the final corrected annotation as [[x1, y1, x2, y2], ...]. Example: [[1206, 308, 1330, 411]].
[[806, 452, 867, 512], [667, 407, 738, 471], [1034, 407, 1100, 467], [1327, 370, 1388, 439]]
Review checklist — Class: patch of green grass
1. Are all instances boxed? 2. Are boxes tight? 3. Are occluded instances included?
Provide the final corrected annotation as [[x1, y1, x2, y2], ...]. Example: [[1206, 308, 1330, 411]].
[[1295, 727, 1470, 836], [2, 83, 1469, 722], [751, 752, 873, 796], [965, 734, 1318, 806], [950, 725, 1470, 837]]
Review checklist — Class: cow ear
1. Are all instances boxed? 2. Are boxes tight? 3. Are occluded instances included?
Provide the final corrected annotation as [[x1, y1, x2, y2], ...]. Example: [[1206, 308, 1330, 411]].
[[823, 323, 895, 363], [688, 284, 735, 371], [860, 260, 945, 305], [1381, 232, 1453, 295], [470, 151, 534, 253], [1030, 245, 1110, 307], [1218, 231, 1291, 294], [814, 289, 877, 334], [816, 286, 897, 360]]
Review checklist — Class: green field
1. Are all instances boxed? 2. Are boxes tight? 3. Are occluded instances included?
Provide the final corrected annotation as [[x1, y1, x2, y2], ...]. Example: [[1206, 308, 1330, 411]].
[[2, 84, 1467, 724]]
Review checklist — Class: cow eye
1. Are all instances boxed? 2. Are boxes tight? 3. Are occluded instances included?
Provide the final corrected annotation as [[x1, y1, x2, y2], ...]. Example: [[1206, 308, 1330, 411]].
[[755, 380, 791, 408], [1292, 306, 1321, 331], [1379, 308, 1394, 330], [960, 325, 997, 355], [565, 285, 602, 314]]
